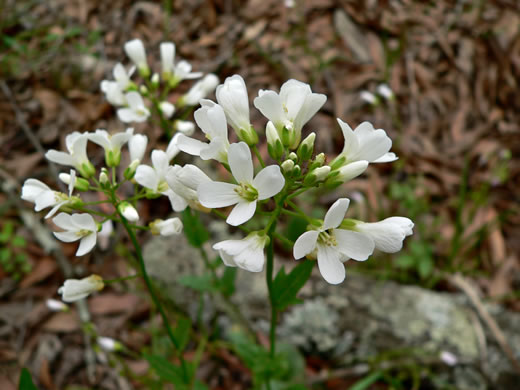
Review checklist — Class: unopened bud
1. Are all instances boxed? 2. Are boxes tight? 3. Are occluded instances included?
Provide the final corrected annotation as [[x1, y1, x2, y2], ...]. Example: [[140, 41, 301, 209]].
[[297, 132, 315, 162], [105, 148, 121, 168], [99, 168, 110, 187], [281, 159, 295, 174], [266, 121, 283, 160], [46, 299, 69, 312], [174, 120, 195, 136], [292, 164, 301, 177], [59, 173, 89, 192], [79, 161, 96, 178], [118, 201, 139, 222], [159, 101, 175, 118], [151, 73, 160, 87], [329, 155, 346, 171], [97, 337, 123, 352], [281, 125, 291, 147], [139, 85, 148, 95], [377, 84, 394, 101], [304, 166, 331, 186], [124, 160, 140, 180], [238, 126, 259, 147], [288, 152, 298, 162]]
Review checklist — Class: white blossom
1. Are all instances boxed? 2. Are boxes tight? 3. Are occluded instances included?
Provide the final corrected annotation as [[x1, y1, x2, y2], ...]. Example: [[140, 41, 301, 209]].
[[88, 128, 134, 166], [377, 83, 394, 100], [150, 218, 183, 236], [253, 79, 326, 149], [216, 74, 251, 134], [174, 120, 195, 136], [53, 212, 98, 256], [45, 132, 94, 177], [117, 92, 150, 123], [22, 169, 77, 218], [360, 90, 377, 105], [293, 199, 375, 284], [166, 133, 181, 161], [160, 42, 202, 82], [176, 101, 230, 163], [58, 274, 104, 302], [100, 81, 126, 106], [134, 150, 187, 212], [198, 142, 285, 226], [165, 164, 211, 211], [181, 74, 219, 106], [97, 337, 122, 352], [118, 202, 139, 222], [128, 133, 148, 163], [213, 232, 268, 272], [97, 220, 113, 251], [124, 39, 148, 73], [159, 101, 175, 118]]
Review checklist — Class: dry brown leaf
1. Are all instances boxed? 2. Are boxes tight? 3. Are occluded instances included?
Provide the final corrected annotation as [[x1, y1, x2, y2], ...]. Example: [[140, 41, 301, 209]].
[[42, 312, 80, 333], [88, 293, 141, 315], [20, 257, 57, 289]]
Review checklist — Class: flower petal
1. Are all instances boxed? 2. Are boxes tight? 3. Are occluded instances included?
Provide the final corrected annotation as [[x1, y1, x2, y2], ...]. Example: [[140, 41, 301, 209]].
[[117, 108, 138, 123], [165, 189, 188, 212], [226, 200, 257, 226], [334, 229, 375, 261], [228, 142, 254, 183], [197, 182, 240, 208], [54, 231, 81, 243], [53, 212, 76, 231], [293, 92, 326, 131], [353, 122, 392, 162], [323, 198, 350, 230], [71, 213, 97, 231], [176, 134, 206, 157], [372, 152, 398, 163], [293, 230, 319, 259], [135, 165, 159, 191], [253, 165, 285, 200], [76, 233, 97, 256], [253, 90, 284, 127], [317, 244, 345, 284], [337, 119, 359, 159], [45, 150, 75, 166]]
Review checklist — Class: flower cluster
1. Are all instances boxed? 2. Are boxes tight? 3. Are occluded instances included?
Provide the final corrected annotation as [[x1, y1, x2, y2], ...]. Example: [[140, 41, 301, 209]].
[[23, 70, 413, 303], [101, 38, 219, 135]]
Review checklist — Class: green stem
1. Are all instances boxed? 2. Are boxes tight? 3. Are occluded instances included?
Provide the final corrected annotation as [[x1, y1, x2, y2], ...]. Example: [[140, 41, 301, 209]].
[[252, 145, 266, 168], [266, 227, 277, 358], [118, 209, 190, 382], [286, 187, 309, 201]]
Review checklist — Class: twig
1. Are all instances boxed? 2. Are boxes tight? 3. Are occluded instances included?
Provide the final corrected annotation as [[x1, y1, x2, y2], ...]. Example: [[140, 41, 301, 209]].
[[447, 273, 520, 374]]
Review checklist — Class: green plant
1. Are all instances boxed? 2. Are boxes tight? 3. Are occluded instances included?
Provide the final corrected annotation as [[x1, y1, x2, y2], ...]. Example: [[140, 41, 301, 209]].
[[0, 220, 31, 280]]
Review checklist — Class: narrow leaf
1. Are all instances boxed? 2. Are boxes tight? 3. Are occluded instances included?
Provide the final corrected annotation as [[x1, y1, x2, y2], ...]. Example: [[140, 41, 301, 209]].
[[173, 316, 192, 352], [182, 209, 209, 248], [19, 368, 38, 390], [273, 260, 314, 311], [143, 354, 185, 385]]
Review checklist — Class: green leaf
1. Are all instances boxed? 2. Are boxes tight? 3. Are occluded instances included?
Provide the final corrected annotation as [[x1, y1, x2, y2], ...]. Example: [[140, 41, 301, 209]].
[[349, 371, 383, 390], [0, 221, 14, 243], [143, 354, 185, 385], [178, 274, 217, 293], [395, 254, 415, 269], [173, 316, 191, 353], [219, 266, 237, 297], [418, 256, 434, 279], [19, 368, 38, 390], [181, 209, 209, 248], [193, 380, 209, 390], [285, 216, 308, 245], [0, 248, 11, 262], [12, 236, 27, 248], [272, 261, 314, 311]]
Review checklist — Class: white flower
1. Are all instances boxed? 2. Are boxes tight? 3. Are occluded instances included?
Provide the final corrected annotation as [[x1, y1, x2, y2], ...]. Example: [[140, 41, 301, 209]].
[[118, 202, 139, 222], [117, 92, 150, 123], [53, 212, 98, 256], [293, 199, 375, 285], [159, 101, 175, 118], [360, 90, 377, 105], [129, 133, 148, 163], [166, 164, 211, 210], [150, 218, 183, 236], [100, 81, 126, 106], [160, 42, 202, 82], [176, 101, 230, 163], [216, 74, 251, 134], [198, 142, 285, 226], [45, 132, 95, 177], [124, 39, 148, 73], [213, 232, 269, 272], [174, 120, 195, 136], [58, 274, 104, 302], [88, 128, 134, 167], [134, 150, 187, 212], [253, 79, 326, 149], [97, 337, 122, 352], [377, 84, 394, 100], [440, 351, 458, 366], [181, 74, 219, 106], [113, 63, 135, 89], [354, 217, 413, 253], [22, 169, 77, 218], [46, 299, 68, 312]]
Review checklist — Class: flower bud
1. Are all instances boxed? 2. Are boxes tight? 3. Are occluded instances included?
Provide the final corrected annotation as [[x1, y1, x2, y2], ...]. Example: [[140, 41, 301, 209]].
[[159, 101, 175, 118], [173, 120, 195, 136], [46, 299, 69, 312], [149, 218, 183, 236], [297, 132, 315, 162], [151, 73, 160, 87], [292, 164, 301, 177], [99, 168, 110, 187], [118, 201, 139, 222], [129, 134, 148, 163], [304, 166, 331, 186], [139, 85, 148, 95], [288, 152, 298, 162], [266, 121, 283, 160], [59, 173, 89, 192], [377, 84, 394, 101], [179, 74, 219, 106], [58, 275, 104, 302], [79, 161, 96, 178], [360, 91, 378, 105], [326, 160, 368, 187], [281, 159, 295, 174], [97, 337, 123, 352], [124, 159, 140, 180], [124, 39, 149, 77]]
